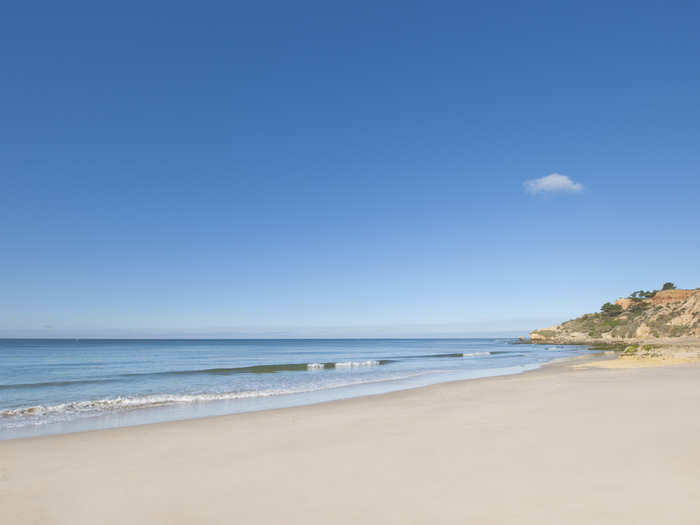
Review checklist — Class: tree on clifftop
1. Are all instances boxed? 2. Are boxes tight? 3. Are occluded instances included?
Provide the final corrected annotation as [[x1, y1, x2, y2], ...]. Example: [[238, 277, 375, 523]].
[[630, 290, 657, 299], [662, 282, 676, 290], [601, 302, 623, 317]]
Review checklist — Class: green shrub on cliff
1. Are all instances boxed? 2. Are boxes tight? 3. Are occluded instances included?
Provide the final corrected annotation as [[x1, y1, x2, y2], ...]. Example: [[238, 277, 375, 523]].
[[628, 301, 651, 314], [630, 290, 657, 299], [601, 303, 623, 317]]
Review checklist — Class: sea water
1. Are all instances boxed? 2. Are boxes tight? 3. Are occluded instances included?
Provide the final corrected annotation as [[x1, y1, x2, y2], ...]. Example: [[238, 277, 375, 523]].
[[0, 338, 587, 439]]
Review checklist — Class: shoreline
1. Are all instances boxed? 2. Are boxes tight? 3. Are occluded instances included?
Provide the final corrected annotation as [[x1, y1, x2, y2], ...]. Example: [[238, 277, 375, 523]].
[[3, 355, 700, 524], [0, 352, 592, 442], [0, 351, 602, 442]]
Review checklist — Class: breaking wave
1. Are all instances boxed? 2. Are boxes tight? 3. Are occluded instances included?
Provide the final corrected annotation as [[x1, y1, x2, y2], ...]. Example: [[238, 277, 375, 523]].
[[0, 371, 423, 421], [334, 360, 382, 368], [0, 390, 298, 419], [0, 352, 517, 392], [118, 360, 396, 378]]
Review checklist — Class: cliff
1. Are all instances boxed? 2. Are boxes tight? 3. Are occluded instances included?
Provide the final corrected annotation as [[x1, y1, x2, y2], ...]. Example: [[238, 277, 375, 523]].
[[530, 288, 700, 344]]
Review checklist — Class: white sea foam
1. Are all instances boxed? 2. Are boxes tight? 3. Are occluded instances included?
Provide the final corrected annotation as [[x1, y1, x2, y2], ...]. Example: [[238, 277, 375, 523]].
[[334, 360, 381, 368], [307, 363, 324, 370], [0, 371, 402, 422], [0, 390, 299, 419], [462, 352, 490, 357]]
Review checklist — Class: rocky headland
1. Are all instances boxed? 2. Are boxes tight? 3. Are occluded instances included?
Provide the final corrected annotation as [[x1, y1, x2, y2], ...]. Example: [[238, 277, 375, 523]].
[[529, 284, 700, 365]]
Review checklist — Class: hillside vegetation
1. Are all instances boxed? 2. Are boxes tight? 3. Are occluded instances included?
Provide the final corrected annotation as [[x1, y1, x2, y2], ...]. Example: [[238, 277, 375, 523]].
[[530, 284, 700, 344]]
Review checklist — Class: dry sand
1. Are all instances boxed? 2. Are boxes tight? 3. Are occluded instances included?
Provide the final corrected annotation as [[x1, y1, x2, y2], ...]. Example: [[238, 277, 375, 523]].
[[2, 357, 700, 524]]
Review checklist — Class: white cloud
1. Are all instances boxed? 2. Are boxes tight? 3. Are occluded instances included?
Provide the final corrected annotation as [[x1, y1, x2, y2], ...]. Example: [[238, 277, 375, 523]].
[[523, 173, 584, 195]]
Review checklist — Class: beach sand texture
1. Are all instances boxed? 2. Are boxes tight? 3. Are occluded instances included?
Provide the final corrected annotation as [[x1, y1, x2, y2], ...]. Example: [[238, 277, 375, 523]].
[[2, 360, 700, 524]]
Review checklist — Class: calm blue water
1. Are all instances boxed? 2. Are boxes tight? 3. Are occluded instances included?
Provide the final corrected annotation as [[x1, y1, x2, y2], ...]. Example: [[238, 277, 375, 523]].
[[0, 339, 588, 439]]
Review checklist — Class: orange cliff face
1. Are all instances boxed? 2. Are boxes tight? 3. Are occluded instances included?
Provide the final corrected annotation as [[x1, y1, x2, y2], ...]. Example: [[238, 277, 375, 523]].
[[614, 298, 634, 310], [650, 289, 700, 306], [614, 289, 700, 310]]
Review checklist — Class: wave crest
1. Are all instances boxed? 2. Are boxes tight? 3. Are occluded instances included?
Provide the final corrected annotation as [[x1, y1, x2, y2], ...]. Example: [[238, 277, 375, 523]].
[[334, 360, 381, 368], [0, 389, 302, 419]]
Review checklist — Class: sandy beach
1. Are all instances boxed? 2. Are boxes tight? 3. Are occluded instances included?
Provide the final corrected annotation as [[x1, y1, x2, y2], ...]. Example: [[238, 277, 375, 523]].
[[2, 357, 700, 525]]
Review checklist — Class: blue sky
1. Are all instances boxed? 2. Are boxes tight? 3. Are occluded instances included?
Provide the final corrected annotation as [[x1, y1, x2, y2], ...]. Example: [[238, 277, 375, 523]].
[[2, 2, 699, 337]]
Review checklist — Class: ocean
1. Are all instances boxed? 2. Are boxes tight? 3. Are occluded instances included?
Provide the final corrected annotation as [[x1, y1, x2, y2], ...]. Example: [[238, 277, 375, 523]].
[[0, 338, 588, 439]]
